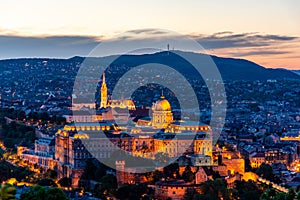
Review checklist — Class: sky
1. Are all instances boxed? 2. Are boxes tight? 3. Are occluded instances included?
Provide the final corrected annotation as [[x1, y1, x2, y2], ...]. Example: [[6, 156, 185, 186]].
[[0, 0, 299, 69]]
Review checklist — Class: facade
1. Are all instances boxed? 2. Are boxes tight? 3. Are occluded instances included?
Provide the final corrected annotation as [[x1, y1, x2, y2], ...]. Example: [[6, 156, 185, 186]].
[[19, 136, 56, 171], [100, 73, 108, 108], [249, 152, 265, 168], [24, 84, 213, 188], [100, 73, 135, 110], [155, 180, 198, 200], [265, 149, 287, 165], [151, 96, 173, 129], [55, 129, 92, 188]]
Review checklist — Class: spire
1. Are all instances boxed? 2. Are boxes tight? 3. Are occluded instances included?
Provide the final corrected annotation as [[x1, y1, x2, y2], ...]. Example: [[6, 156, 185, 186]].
[[161, 90, 165, 99], [100, 72, 108, 108], [102, 73, 106, 85]]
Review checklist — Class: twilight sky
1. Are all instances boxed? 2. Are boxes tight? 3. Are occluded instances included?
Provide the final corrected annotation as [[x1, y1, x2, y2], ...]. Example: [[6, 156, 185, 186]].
[[0, 0, 299, 69]]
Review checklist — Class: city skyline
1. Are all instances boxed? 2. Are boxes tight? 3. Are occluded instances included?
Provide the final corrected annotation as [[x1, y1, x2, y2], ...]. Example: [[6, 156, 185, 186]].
[[0, 0, 299, 69]]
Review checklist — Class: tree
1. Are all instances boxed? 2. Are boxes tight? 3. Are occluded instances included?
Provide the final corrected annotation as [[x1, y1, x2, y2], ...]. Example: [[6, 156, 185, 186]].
[[58, 177, 72, 188], [44, 169, 57, 180], [147, 170, 163, 184], [259, 188, 292, 200], [163, 163, 179, 178], [38, 178, 57, 187], [20, 185, 46, 200], [94, 168, 106, 181], [98, 174, 117, 195], [81, 159, 97, 180], [20, 186, 68, 200], [256, 164, 278, 182], [184, 187, 198, 200], [287, 188, 296, 200], [115, 183, 148, 200], [44, 188, 69, 200], [182, 166, 194, 183], [199, 179, 230, 200], [296, 191, 300, 200], [0, 184, 16, 200], [232, 180, 262, 200]]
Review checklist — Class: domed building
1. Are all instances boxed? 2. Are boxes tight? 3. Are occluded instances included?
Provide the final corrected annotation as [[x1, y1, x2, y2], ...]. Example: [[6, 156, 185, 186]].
[[151, 95, 173, 129]]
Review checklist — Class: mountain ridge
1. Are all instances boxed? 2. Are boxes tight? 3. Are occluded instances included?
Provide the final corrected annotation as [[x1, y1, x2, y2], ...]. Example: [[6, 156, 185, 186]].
[[0, 51, 299, 81]]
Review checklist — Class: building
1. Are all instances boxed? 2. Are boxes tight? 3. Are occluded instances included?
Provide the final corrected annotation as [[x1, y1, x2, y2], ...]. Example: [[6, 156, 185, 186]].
[[100, 73, 108, 108], [100, 73, 135, 110], [49, 88, 213, 188], [265, 149, 287, 165], [19, 136, 56, 171], [249, 152, 265, 168], [155, 180, 199, 200], [151, 95, 173, 129]]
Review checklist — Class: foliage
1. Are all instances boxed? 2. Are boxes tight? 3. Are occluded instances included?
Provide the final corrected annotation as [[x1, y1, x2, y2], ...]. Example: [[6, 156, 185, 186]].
[[58, 177, 72, 188], [182, 166, 194, 183], [80, 158, 107, 182], [146, 170, 163, 184], [183, 187, 199, 200], [115, 183, 149, 200], [198, 179, 230, 200], [260, 188, 295, 200], [0, 184, 16, 200], [20, 185, 69, 200], [1, 121, 35, 149], [255, 163, 280, 183], [37, 178, 57, 187], [44, 169, 57, 180], [93, 174, 117, 197], [231, 180, 263, 200], [163, 163, 179, 179], [0, 160, 32, 182], [20, 185, 46, 200]]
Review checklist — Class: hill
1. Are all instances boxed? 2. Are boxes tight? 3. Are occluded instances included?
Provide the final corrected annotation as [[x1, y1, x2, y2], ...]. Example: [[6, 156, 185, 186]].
[[0, 51, 299, 81]]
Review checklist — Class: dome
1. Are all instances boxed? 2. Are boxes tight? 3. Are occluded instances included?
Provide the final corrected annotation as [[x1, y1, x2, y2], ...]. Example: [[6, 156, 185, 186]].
[[153, 96, 171, 111]]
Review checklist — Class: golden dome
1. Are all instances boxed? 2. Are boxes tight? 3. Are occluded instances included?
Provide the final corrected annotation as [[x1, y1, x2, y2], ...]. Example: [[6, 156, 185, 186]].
[[153, 96, 171, 111]]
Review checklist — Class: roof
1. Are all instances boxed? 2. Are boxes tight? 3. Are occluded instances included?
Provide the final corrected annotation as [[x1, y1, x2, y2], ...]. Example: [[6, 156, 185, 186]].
[[18, 140, 29, 147], [156, 180, 197, 187], [171, 120, 208, 127], [250, 152, 265, 158], [152, 96, 171, 111], [66, 121, 114, 127]]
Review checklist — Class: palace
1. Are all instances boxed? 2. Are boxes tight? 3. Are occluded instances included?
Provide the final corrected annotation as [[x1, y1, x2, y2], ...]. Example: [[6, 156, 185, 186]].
[[55, 89, 212, 187], [19, 73, 213, 188]]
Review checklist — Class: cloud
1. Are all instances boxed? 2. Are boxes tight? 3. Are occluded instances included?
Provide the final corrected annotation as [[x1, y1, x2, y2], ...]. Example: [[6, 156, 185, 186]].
[[115, 29, 173, 41], [0, 35, 100, 59], [126, 29, 169, 35], [192, 32, 298, 50], [232, 50, 292, 57], [0, 31, 298, 61]]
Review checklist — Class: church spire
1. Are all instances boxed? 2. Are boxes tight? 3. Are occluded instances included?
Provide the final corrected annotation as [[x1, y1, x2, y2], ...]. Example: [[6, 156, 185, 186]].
[[100, 73, 107, 108], [102, 73, 106, 85]]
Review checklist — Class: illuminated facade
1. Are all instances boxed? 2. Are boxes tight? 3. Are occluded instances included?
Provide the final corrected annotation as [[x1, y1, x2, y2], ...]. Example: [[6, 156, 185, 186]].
[[55, 129, 92, 188], [100, 73, 108, 108], [19, 137, 56, 171], [53, 91, 212, 187], [100, 73, 135, 110], [151, 95, 173, 128], [249, 152, 265, 168]]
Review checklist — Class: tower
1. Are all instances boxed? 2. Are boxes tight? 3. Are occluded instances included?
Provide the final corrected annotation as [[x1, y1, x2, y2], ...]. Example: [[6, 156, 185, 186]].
[[100, 73, 107, 108], [151, 94, 173, 129], [116, 160, 126, 185]]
